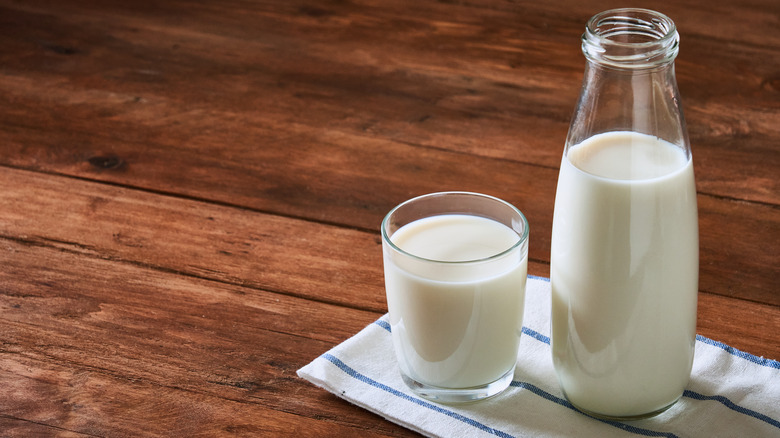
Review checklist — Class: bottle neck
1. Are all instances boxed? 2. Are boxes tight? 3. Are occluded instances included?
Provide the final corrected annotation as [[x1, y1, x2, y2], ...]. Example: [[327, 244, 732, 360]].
[[582, 8, 679, 71]]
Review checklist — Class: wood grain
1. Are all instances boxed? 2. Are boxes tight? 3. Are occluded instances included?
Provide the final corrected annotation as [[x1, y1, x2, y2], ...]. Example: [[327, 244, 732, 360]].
[[1, 202, 777, 437], [0, 0, 778, 436], [1, 0, 777, 303], [1, 0, 777, 203], [1, 167, 777, 361], [1, 238, 418, 437]]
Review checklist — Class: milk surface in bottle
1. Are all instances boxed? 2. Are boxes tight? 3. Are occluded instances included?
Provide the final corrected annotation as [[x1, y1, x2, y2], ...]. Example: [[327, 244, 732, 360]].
[[384, 214, 527, 388], [551, 131, 698, 417]]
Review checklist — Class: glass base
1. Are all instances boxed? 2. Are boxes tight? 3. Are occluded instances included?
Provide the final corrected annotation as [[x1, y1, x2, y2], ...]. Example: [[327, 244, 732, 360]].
[[563, 390, 681, 421], [400, 367, 515, 404]]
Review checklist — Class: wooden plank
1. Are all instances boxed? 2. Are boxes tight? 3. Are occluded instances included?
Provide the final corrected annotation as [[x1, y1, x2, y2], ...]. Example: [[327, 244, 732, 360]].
[[0, 229, 777, 438], [698, 195, 780, 303], [697, 292, 780, 361], [0, 0, 777, 306], [1, 137, 778, 307], [0, 1, 777, 436], [1, 169, 778, 361], [0, 362, 414, 437], [0, 166, 552, 313], [0, 239, 417, 437], [0, 0, 777, 205]]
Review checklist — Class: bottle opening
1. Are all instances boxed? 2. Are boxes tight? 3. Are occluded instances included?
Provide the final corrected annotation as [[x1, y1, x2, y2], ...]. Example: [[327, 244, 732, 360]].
[[583, 8, 679, 69]]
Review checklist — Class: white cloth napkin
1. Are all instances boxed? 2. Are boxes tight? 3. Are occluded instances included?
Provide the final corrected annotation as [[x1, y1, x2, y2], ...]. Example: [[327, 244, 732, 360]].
[[298, 276, 780, 437]]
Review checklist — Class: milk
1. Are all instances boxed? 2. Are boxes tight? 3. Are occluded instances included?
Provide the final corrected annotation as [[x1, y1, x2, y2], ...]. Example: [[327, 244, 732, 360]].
[[551, 131, 698, 417], [383, 214, 528, 388]]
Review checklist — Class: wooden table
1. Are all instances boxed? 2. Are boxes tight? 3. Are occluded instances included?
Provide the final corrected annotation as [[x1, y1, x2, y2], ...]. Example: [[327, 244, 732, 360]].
[[1, 0, 778, 436]]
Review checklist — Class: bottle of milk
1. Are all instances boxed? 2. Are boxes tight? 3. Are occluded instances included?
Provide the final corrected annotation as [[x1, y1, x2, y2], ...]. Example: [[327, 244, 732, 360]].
[[550, 9, 698, 420]]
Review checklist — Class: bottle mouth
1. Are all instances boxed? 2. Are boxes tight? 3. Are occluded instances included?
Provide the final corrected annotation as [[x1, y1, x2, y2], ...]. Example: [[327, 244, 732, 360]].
[[582, 8, 679, 70]]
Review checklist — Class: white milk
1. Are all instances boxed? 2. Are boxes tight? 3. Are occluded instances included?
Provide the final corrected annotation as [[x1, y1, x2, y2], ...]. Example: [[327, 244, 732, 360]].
[[551, 131, 698, 417], [384, 214, 528, 388]]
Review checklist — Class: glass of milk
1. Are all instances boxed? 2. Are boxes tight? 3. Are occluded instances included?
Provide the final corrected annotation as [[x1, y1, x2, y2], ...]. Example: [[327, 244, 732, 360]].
[[551, 9, 698, 419], [381, 192, 529, 403]]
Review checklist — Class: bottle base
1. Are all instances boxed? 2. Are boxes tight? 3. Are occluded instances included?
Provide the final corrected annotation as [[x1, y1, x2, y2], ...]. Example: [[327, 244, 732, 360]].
[[563, 390, 681, 421], [400, 367, 515, 404]]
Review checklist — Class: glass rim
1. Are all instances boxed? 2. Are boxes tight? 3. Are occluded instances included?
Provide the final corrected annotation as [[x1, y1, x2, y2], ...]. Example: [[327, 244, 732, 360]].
[[582, 8, 679, 70], [586, 8, 677, 48], [380, 191, 530, 265]]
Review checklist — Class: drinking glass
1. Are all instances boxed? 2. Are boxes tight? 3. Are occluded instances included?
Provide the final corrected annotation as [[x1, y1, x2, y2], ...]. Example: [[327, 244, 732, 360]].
[[382, 192, 529, 403]]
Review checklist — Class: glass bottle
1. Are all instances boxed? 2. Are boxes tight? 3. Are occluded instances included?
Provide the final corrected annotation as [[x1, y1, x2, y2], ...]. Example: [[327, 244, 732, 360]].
[[550, 8, 698, 420]]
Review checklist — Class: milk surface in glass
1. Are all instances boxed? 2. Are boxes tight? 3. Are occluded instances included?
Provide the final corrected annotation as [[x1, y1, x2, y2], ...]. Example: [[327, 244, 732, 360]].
[[384, 214, 527, 388], [551, 131, 698, 417]]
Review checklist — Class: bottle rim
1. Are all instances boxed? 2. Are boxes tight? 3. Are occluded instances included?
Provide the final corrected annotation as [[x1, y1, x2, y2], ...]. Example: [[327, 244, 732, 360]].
[[582, 8, 679, 70]]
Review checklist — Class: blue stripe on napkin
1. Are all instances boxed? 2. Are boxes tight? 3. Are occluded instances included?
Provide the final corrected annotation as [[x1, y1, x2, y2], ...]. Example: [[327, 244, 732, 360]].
[[509, 381, 679, 437], [371, 308, 780, 433], [360, 324, 682, 437], [323, 352, 684, 438], [695, 335, 780, 369], [322, 353, 516, 438], [683, 389, 780, 430]]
